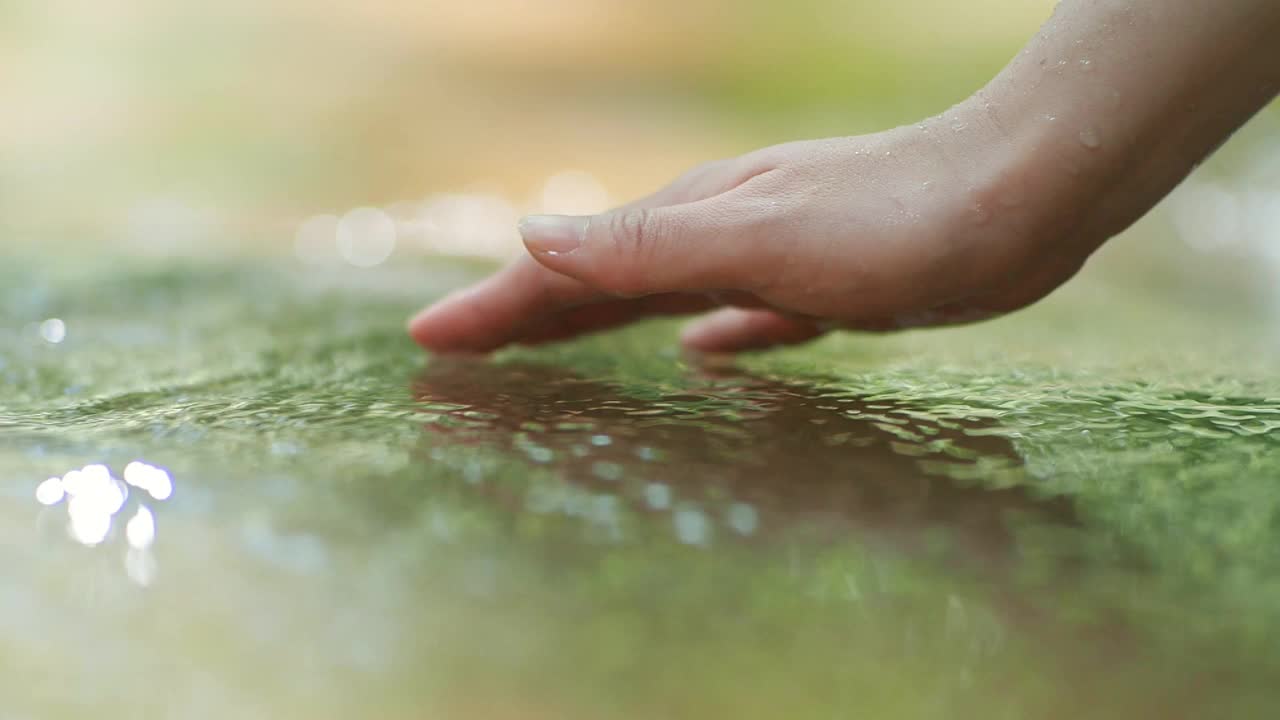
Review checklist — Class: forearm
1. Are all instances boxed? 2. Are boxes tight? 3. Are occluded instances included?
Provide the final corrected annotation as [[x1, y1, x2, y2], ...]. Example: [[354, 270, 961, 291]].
[[966, 0, 1280, 250]]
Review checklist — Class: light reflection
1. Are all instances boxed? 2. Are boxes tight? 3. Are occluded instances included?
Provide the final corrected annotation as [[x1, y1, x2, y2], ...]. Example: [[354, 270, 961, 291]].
[[68, 509, 112, 546], [35, 477, 64, 506], [125, 548, 157, 587], [336, 207, 397, 268], [416, 193, 521, 259], [39, 318, 66, 344], [1164, 148, 1280, 270], [59, 468, 88, 496], [674, 506, 711, 547], [303, 172, 608, 265], [294, 214, 341, 265], [123, 460, 173, 500], [64, 465, 128, 546], [644, 482, 672, 510], [66, 478, 127, 519], [34, 461, 172, 578], [726, 502, 759, 536], [125, 505, 156, 549]]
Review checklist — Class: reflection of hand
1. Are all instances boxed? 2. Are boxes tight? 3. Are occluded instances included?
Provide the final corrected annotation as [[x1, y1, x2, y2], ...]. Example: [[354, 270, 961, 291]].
[[409, 0, 1280, 354], [409, 123, 1086, 353]]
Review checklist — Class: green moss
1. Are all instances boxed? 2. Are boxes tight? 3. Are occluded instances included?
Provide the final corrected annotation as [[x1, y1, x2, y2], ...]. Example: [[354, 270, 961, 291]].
[[4, 249, 1280, 718]]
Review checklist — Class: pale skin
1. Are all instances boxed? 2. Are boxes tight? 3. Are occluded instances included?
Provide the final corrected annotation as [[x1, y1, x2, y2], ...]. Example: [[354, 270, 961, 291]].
[[409, 0, 1280, 354]]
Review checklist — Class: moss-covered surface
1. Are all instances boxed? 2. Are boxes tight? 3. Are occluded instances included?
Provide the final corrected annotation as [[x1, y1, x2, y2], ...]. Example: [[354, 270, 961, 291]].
[[3, 250, 1279, 719]]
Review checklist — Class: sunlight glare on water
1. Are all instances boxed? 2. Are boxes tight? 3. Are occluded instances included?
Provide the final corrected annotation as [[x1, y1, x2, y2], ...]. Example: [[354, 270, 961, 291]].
[[125, 505, 156, 550], [39, 318, 66, 344], [123, 460, 173, 501], [35, 477, 64, 505], [34, 462, 172, 559]]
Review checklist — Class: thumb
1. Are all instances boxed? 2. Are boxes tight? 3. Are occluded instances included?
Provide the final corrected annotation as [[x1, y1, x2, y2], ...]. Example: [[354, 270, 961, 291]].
[[518, 201, 769, 297]]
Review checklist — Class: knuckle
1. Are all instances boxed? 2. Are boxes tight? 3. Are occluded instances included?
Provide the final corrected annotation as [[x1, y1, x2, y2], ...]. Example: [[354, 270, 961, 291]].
[[610, 207, 655, 257], [599, 208, 660, 295]]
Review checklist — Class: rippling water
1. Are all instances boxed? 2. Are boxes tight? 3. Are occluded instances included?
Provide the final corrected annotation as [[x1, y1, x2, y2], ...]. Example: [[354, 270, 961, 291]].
[[4, 255, 1280, 719]]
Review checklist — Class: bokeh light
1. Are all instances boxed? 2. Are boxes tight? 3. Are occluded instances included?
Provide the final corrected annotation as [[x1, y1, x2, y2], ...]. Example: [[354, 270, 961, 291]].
[[125, 505, 156, 550], [39, 318, 66, 344], [294, 214, 342, 265], [35, 461, 172, 574], [418, 193, 522, 259], [124, 460, 173, 501], [337, 207, 397, 268]]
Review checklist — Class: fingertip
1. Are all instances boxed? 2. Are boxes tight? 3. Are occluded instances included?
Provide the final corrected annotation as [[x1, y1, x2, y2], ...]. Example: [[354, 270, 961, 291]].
[[678, 319, 727, 352], [407, 301, 477, 354], [405, 285, 507, 354], [680, 308, 827, 353], [407, 255, 607, 354]]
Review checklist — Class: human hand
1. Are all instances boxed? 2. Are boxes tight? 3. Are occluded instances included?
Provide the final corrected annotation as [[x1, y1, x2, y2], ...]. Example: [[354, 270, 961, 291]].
[[407, 110, 1093, 353], [409, 0, 1279, 355]]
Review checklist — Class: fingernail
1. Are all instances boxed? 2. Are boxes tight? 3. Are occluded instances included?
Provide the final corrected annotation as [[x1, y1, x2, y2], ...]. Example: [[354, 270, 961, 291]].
[[518, 215, 589, 256]]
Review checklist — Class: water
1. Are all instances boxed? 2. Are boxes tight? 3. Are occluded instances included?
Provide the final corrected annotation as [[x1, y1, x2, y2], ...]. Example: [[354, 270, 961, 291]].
[[4, 251, 1280, 719]]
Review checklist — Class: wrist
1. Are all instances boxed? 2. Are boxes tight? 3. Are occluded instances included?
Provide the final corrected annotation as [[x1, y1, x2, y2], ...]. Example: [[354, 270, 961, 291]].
[[968, 1, 1280, 252], [930, 90, 1107, 264]]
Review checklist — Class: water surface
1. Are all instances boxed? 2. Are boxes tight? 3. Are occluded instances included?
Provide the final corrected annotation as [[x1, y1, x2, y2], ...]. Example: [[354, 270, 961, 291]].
[[4, 254, 1280, 719]]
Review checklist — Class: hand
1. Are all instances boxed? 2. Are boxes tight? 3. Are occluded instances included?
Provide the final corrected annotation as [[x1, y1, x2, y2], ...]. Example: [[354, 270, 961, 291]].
[[408, 109, 1089, 354], [408, 0, 1278, 355]]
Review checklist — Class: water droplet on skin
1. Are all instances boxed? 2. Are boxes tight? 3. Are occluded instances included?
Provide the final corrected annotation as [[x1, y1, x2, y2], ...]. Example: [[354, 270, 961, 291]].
[[1045, 114, 1058, 122], [1079, 127, 1102, 149], [970, 203, 992, 226], [921, 181, 934, 191], [950, 118, 967, 132], [1079, 58, 1092, 70]]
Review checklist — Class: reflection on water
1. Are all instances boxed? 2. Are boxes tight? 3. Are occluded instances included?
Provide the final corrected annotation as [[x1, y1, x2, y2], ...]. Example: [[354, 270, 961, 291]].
[[413, 360, 1074, 564], [6, 258, 1280, 718], [31, 459, 170, 584]]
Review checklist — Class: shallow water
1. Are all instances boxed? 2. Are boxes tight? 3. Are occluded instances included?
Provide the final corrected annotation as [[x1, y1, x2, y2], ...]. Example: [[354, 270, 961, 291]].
[[5, 254, 1280, 719]]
